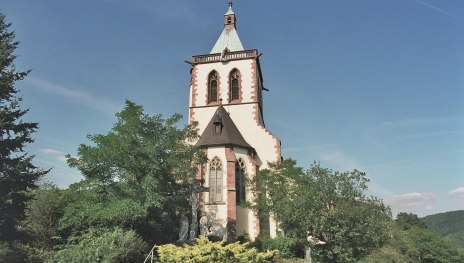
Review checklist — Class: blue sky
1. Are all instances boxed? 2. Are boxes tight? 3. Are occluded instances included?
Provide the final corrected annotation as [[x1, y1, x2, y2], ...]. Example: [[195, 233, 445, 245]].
[[1, 0, 463, 217]]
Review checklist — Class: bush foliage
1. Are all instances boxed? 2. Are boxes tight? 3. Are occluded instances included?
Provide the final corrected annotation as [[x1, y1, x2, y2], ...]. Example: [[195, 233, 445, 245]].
[[53, 228, 147, 263], [254, 235, 306, 259], [157, 237, 278, 263]]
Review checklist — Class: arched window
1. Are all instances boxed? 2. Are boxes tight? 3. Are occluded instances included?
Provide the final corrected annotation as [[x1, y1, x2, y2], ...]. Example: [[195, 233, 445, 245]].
[[229, 69, 240, 102], [208, 71, 218, 103], [209, 157, 223, 202], [235, 158, 246, 203]]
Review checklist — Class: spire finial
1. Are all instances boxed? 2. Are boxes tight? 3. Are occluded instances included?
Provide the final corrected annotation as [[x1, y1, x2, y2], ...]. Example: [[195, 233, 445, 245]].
[[226, 1, 235, 15]]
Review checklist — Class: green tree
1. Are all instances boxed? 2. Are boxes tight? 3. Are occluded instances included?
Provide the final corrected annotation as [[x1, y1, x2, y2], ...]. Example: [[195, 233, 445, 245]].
[[61, 101, 206, 243], [396, 212, 427, 231], [250, 159, 391, 263], [361, 215, 464, 263], [399, 227, 464, 263], [54, 227, 147, 263], [22, 182, 65, 248], [0, 13, 47, 242]]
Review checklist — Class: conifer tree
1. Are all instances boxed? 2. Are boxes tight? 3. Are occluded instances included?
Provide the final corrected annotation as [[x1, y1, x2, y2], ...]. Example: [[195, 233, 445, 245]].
[[0, 13, 47, 241]]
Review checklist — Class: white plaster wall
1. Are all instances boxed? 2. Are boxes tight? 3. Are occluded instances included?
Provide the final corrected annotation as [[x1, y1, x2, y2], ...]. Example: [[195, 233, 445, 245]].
[[205, 204, 227, 238], [194, 60, 255, 107], [192, 104, 278, 168], [191, 59, 281, 239], [236, 206, 249, 237], [233, 148, 259, 240], [191, 59, 280, 169]]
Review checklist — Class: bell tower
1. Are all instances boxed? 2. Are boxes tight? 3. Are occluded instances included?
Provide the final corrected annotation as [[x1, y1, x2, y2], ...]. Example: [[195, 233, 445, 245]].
[[224, 1, 237, 29], [188, 2, 281, 241]]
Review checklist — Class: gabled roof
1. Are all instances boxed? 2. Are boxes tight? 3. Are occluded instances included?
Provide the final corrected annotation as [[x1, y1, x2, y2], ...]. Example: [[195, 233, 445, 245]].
[[195, 105, 253, 150]]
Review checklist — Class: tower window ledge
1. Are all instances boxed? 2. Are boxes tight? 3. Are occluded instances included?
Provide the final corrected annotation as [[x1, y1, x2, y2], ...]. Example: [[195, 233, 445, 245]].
[[205, 202, 226, 205]]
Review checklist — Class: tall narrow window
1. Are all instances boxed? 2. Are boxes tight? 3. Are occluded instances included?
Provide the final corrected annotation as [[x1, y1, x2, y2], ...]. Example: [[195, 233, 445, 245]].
[[235, 158, 246, 203], [209, 157, 223, 202], [208, 71, 218, 103], [229, 69, 240, 102]]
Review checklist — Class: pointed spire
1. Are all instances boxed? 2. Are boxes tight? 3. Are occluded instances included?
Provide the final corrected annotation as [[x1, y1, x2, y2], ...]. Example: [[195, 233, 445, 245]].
[[226, 1, 235, 15], [210, 1, 244, 54]]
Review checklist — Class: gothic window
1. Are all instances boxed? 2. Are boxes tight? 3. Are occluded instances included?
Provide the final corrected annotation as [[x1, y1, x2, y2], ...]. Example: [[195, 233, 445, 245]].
[[235, 158, 246, 203], [209, 157, 223, 203], [229, 69, 240, 102], [208, 71, 218, 103]]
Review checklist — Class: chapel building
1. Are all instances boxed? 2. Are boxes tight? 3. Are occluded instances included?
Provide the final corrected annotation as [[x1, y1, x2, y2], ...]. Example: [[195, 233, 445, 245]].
[[188, 2, 281, 241]]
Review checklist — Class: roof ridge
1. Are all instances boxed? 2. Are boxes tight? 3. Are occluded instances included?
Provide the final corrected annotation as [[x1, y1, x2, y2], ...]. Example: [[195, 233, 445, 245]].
[[195, 105, 253, 150]]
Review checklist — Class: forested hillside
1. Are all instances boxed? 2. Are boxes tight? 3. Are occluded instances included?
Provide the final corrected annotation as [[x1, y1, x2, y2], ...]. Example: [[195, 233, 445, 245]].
[[422, 210, 464, 247]]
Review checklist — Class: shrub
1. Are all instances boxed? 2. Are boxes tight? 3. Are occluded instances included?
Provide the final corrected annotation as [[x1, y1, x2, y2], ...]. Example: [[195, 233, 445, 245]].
[[254, 236, 306, 259], [53, 228, 147, 263], [0, 241, 28, 263], [359, 245, 414, 263], [157, 237, 278, 263]]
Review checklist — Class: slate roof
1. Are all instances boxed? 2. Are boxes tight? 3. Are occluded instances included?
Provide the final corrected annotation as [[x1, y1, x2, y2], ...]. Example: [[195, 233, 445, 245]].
[[210, 29, 244, 54], [195, 105, 253, 150], [210, 3, 244, 54]]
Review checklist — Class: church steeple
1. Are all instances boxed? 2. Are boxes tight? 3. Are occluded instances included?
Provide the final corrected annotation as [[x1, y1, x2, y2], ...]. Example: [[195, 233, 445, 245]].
[[189, 1, 282, 241], [210, 1, 244, 54], [224, 1, 236, 29]]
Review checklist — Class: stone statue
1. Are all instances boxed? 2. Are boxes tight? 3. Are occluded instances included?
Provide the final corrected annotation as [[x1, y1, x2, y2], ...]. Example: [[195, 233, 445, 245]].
[[189, 190, 199, 241], [199, 215, 212, 237], [178, 212, 189, 242]]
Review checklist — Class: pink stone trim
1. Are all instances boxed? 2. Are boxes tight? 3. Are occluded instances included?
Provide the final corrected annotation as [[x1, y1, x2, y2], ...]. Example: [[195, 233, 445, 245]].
[[247, 153, 260, 236], [250, 59, 282, 163], [225, 147, 237, 241], [189, 66, 199, 122], [198, 148, 208, 210], [227, 68, 243, 104], [205, 70, 222, 106]]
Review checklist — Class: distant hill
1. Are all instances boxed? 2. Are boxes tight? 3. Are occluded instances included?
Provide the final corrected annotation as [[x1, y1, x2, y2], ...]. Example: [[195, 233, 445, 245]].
[[422, 210, 464, 247]]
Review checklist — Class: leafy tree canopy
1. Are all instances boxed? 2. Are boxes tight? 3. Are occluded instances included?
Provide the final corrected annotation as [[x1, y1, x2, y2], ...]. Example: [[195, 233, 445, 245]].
[[62, 100, 206, 243], [396, 212, 427, 231], [249, 159, 391, 263], [54, 227, 147, 263], [0, 13, 47, 241], [22, 182, 65, 248]]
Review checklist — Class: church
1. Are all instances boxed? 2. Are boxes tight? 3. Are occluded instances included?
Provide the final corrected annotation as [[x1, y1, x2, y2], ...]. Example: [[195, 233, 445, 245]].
[[187, 2, 281, 242]]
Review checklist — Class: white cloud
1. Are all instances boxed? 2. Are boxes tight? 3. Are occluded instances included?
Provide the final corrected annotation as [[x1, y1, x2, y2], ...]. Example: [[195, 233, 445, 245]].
[[448, 187, 464, 197], [39, 148, 63, 155], [55, 156, 68, 163], [317, 150, 361, 171], [386, 192, 437, 216], [380, 116, 464, 129], [411, 0, 458, 19], [24, 77, 120, 114], [39, 148, 68, 163]]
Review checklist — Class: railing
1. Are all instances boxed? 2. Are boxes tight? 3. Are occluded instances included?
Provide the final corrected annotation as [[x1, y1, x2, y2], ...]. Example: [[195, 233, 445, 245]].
[[192, 49, 258, 63], [143, 244, 158, 263]]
